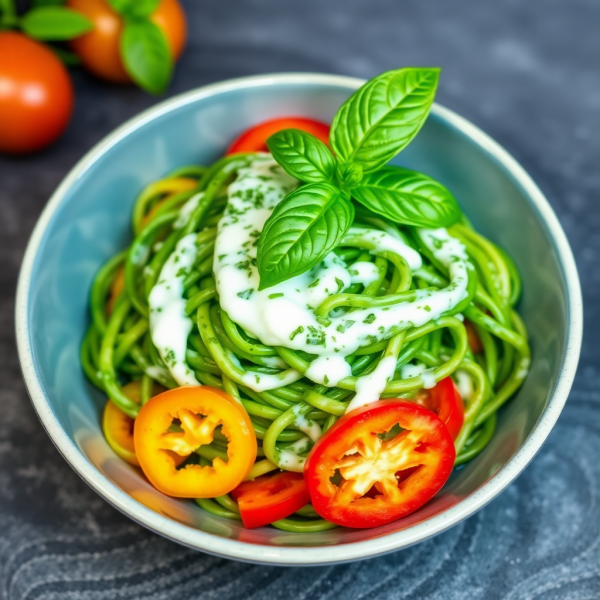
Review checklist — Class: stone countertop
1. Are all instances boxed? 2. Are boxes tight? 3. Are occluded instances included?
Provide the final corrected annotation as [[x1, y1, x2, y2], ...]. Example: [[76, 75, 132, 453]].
[[1, 1, 599, 598]]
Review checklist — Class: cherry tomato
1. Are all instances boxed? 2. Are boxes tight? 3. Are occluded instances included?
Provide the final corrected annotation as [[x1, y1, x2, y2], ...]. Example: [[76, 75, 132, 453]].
[[304, 401, 455, 528], [103, 381, 166, 466], [414, 377, 465, 440], [67, 0, 187, 84], [465, 319, 483, 354], [0, 32, 73, 154], [230, 471, 310, 529], [226, 117, 330, 154], [134, 387, 257, 498]]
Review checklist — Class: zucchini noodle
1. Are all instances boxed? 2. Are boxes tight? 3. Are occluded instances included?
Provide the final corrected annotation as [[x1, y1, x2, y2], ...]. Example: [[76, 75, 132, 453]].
[[82, 153, 530, 531]]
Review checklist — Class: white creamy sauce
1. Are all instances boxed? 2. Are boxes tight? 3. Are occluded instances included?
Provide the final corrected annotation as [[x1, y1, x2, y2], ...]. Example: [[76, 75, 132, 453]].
[[346, 227, 422, 269], [148, 155, 471, 415], [400, 362, 427, 380], [346, 355, 398, 412], [210, 156, 471, 408], [174, 192, 204, 229], [148, 233, 200, 386], [348, 261, 381, 287], [240, 368, 302, 392], [278, 436, 312, 472], [292, 404, 322, 442], [455, 369, 473, 400], [420, 369, 438, 390]]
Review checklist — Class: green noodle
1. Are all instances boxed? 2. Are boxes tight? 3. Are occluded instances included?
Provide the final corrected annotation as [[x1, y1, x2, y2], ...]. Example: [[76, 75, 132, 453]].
[[82, 154, 530, 528]]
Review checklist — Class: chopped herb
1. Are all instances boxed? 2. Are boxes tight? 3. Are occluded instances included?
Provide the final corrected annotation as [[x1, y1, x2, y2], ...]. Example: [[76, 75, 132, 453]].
[[323, 375, 330, 385], [290, 326, 305, 341], [269, 293, 284, 299], [306, 325, 326, 346], [363, 313, 376, 324], [308, 279, 320, 288], [237, 288, 254, 300], [218, 254, 227, 262], [336, 320, 355, 333], [335, 277, 345, 292]]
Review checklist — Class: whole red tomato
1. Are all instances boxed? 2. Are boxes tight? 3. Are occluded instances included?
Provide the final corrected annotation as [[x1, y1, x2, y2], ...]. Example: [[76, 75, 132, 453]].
[[0, 32, 74, 154], [67, 0, 187, 84]]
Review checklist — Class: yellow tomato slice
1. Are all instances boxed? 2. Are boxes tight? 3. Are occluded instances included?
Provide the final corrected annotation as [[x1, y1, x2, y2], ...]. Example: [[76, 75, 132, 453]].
[[133, 386, 257, 498]]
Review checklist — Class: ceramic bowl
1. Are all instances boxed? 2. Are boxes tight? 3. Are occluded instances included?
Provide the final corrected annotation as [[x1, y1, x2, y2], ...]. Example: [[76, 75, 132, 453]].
[[16, 73, 582, 565]]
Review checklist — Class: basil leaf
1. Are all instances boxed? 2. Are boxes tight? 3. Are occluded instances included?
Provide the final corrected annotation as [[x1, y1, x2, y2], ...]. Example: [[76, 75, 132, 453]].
[[267, 129, 336, 183], [121, 20, 172, 95], [20, 7, 92, 40], [331, 68, 440, 172], [352, 166, 462, 228], [257, 183, 354, 289], [108, 0, 159, 18]]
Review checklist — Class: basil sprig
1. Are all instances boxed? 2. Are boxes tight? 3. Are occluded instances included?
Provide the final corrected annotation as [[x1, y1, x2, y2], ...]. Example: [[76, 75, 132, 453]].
[[257, 67, 462, 290], [0, 0, 91, 65]]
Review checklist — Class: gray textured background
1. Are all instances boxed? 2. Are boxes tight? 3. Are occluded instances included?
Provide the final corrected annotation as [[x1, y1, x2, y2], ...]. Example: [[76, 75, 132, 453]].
[[1, 0, 599, 598]]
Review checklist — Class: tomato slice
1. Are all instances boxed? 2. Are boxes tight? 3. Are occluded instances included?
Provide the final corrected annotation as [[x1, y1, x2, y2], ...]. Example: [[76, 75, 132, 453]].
[[230, 471, 310, 528], [414, 377, 465, 440], [134, 386, 257, 498], [226, 117, 330, 154], [304, 401, 455, 528]]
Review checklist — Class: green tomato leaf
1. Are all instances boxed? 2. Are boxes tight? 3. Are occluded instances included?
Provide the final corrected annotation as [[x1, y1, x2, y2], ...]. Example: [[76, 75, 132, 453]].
[[108, 0, 159, 18], [352, 166, 462, 228], [20, 7, 92, 41], [257, 183, 354, 289], [267, 129, 336, 183], [331, 67, 440, 172], [121, 20, 172, 95]]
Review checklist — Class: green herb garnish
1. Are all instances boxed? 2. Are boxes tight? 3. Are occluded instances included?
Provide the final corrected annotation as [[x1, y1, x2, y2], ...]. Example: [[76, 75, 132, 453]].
[[256, 67, 462, 289]]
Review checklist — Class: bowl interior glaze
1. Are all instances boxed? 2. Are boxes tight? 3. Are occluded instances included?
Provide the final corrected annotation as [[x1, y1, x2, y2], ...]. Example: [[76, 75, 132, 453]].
[[16, 74, 582, 565]]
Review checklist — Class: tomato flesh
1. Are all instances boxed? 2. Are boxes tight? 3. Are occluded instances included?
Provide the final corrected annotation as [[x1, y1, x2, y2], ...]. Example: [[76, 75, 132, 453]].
[[231, 471, 310, 528], [226, 117, 330, 154], [414, 377, 465, 440], [304, 401, 455, 528]]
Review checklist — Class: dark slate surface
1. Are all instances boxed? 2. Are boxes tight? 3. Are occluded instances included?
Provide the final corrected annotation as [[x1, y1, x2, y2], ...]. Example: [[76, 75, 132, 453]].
[[1, 0, 599, 598]]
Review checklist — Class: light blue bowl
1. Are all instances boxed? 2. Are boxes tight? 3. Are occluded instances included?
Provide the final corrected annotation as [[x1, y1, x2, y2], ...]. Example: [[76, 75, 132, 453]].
[[16, 74, 582, 565]]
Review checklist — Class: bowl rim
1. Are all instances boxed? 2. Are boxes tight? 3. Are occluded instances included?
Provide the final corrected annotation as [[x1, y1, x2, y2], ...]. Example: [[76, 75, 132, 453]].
[[15, 72, 583, 566]]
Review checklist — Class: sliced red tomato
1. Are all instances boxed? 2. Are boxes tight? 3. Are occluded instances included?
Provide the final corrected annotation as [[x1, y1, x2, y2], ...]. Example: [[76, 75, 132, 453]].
[[304, 401, 455, 529], [414, 377, 465, 440], [231, 471, 310, 528], [226, 117, 330, 154]]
